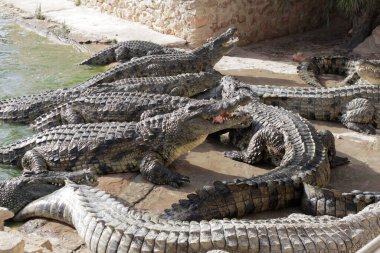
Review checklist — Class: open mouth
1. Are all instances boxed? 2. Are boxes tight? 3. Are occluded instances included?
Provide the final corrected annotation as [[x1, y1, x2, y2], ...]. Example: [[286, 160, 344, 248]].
[[222, 36, 239, 48], [209, 110, 250, 127], [212, 112, 232, 124]]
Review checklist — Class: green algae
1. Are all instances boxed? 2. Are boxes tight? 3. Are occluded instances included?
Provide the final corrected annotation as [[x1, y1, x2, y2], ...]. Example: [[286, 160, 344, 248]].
[[0, 15, 103, 180]]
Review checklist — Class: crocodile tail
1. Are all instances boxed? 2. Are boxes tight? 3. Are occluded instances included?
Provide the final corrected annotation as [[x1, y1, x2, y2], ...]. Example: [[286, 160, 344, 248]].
[[162, 171, 303, 221], [297, 56, 351, 87], [302, 183, 380, 217], [79, 45, 118, 65]]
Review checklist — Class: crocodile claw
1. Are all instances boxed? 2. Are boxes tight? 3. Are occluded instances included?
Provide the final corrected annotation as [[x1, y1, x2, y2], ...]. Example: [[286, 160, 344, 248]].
[[168, 172, 190, 188], [224, 150, 244, 161]]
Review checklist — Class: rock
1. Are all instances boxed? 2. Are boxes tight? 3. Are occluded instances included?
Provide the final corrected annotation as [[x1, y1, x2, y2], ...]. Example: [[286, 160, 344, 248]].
[[39, 240, 52, 251], [0, 208, 14, 221], [353, 25, 380, 58], [0, 208, 14, 231], [0, 231, 25, 253]]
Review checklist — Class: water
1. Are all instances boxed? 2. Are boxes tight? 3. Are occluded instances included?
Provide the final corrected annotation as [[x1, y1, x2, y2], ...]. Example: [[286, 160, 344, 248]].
[[0, 15, 103, 180]]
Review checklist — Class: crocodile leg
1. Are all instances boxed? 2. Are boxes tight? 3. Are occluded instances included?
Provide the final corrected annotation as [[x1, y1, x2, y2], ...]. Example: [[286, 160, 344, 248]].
[[318, 130, 349, 167], [60, 108, 85, 124], [140, 152, 190, 188], [225, 127, 285, 165], [114, 46, 130, 62], [31, 106, 84, 131], [341, 98, 376, 134], [21, 149, 48, 173]]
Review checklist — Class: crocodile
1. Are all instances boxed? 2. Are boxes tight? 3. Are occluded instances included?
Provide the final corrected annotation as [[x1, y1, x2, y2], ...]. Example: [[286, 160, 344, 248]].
[[0, 71, 220, 124], [75, 27, 238, 90], [0, 96, 251, 187], [15, 181, 380, 253], [0, 89, 81, 123], [163, 76, 349, 221], [230, 81, 380, 134], [297, 55, 380, 87], [0, 27, 235, 123], [82, 71, 222, 97], [301, 183, 380, 217], [80, 40, 184, 66], [31, 92, 201, 132], [0, 169, 97, 214]]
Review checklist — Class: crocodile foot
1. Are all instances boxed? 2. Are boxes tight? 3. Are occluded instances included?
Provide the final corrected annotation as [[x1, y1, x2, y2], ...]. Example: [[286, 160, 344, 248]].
[[166, 171, 190, 188], [330, 155, 350, 168], [224, 150, 244, 162], [343, 121, 376, 134]]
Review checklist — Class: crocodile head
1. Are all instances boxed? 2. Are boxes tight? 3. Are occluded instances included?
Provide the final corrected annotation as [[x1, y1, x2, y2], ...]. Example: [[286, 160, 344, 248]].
[[172, 95, 251, 138], [220, 75, 257, 100], [0, 169, 97, 214], [183, 71, 223, 97], [192, 27, 239, 66], [357, 61, 380, 84]]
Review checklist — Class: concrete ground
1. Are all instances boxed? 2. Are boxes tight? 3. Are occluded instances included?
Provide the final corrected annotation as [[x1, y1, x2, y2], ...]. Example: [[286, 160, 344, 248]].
[[0, 1, 379, 252]]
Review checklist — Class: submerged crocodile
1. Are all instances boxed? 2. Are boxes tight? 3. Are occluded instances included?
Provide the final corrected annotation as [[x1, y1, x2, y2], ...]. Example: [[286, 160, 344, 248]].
[[163, 77, 348, 221], [233, 81, 380, 134], [297, 55, 380, 87], [0, 169, 97, 214], [0, 96, 250, 187], [0, 72, 220, 124], [31, 92, 199, 132], [80, 40, 184, 66], [15, 181, 380, 253]]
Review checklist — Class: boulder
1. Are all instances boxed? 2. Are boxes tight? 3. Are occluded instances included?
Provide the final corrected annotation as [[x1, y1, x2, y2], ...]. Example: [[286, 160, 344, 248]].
[[0, 208, 14, 231], [353, 25, 380, 58], [0, 231, 25, 253]]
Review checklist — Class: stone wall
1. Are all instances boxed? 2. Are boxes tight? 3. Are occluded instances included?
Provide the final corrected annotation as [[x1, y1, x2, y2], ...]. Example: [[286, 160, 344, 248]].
[[77, 0, 329, 46]]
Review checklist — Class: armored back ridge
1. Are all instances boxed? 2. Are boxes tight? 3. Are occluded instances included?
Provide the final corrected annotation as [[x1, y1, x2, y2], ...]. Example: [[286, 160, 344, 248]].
[[0, 96, 251, 188], [162, 76, 349, 221], [235, 80, 380, 134], [0, 72, 220, 124], [14, 182, 380, 253], [31, 92, 194, 131], [76, 28, 238, 90]]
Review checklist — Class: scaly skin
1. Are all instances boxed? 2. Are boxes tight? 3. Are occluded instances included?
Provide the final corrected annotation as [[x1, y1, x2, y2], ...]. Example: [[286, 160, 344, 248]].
[[233, 81, 380, 134], [163, 77, 349, 221], [0, 71, 221, 124], [80, 41, 184, 66], [0, 89, 81, 123], [297, 56, 380, 87], [302, 183, 380, 217], [0, 96, 251, 188], [0, 169, 97, 214], [15, 181, 380, 253], [75, 28, 238, 90], [31, 92, 197, 132], [0, 26, 235, 124], [82, 71, 222, 97]]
